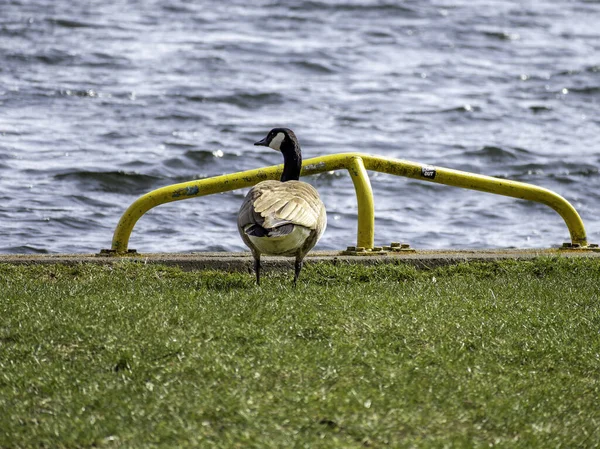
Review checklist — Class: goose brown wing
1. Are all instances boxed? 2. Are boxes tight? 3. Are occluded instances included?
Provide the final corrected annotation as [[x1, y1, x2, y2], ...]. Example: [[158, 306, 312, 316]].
[[238, 180, 323, 230]]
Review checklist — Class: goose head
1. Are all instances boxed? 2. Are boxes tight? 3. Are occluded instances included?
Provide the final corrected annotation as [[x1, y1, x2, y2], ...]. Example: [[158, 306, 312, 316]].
[[254, 128, 302, 182], [254, 128, 298, 151]]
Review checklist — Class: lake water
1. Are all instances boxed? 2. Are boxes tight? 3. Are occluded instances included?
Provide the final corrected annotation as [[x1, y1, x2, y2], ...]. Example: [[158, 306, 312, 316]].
[[1, 0, 599, 254]]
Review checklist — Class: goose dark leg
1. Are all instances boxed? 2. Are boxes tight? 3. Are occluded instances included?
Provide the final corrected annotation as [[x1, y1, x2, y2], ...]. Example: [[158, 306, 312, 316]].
[[254, 254, 261, 286], [294, 258, 303, 287]]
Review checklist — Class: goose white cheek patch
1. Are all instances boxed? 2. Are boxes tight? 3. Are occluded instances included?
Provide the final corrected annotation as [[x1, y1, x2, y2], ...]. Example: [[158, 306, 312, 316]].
[[269, 132, 285, 151]]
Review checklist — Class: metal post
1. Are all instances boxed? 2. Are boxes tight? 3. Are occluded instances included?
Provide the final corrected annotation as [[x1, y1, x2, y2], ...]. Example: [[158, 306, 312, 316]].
[[347, 156, 375, 249]]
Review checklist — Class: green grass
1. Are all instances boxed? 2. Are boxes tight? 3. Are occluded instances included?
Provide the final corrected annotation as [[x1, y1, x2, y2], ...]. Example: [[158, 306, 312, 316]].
[[1, 258, 599, 448]]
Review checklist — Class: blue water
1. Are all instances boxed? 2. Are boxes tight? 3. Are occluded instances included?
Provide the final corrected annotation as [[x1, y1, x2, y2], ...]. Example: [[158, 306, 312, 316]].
[[1, 0, 599, 253]]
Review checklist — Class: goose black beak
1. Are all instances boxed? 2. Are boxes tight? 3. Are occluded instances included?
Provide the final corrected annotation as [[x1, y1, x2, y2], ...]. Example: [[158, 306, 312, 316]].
[[254, 136, 269, 146]]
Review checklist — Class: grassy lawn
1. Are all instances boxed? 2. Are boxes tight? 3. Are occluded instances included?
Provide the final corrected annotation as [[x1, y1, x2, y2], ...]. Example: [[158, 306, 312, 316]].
[[1, 258, 599, 448]]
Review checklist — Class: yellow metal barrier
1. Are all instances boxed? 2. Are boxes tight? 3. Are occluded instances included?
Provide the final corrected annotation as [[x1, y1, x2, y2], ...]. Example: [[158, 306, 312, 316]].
[[108, 152, 588, 253]]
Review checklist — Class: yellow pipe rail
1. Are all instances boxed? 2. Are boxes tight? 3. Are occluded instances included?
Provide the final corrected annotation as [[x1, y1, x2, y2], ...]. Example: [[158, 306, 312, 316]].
[[347, 156, 375, 249], [109, 152, 588, 253]]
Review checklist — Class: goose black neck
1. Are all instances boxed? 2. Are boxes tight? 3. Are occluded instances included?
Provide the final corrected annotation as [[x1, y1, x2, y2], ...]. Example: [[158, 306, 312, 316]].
[[280, 145, 302, 182]]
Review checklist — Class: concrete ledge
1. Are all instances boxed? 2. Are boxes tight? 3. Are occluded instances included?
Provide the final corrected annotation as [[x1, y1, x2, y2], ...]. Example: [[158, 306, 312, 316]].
[[1, 248, 599, 272]]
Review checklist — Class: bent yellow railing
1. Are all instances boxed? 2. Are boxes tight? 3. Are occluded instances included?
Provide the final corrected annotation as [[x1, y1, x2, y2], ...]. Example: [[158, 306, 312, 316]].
[[108, 152, 588, 253]]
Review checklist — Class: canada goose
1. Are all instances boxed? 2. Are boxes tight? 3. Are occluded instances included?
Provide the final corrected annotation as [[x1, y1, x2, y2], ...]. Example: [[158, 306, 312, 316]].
[[238, 128, 327, 286]]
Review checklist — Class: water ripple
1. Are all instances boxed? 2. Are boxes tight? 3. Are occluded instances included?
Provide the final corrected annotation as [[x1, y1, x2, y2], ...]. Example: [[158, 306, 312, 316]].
[[1, 0, 599, 253], [53, 171, 165, 194]]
